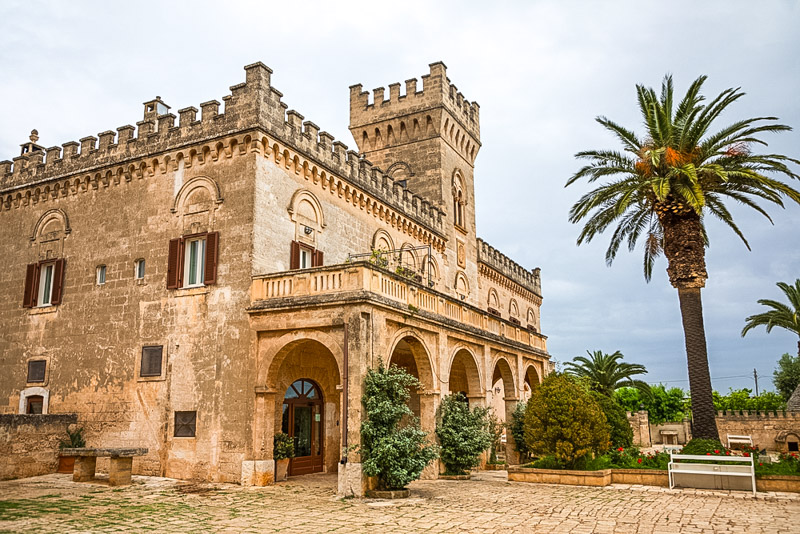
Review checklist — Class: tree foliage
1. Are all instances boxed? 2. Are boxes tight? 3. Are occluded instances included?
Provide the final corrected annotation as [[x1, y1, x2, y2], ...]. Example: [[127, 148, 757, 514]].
[[712, 388, 785, 411], [615, 385, 688, 425], [509, 400, 531, 460], [773, 353, 800, 400], [523, 373, 610, 468], [564, 350, 649, 396], [591, 392, 633, 448], [742, 280, 800, 358], [360, 361, 438, 490], [435, 393, 493, 474]]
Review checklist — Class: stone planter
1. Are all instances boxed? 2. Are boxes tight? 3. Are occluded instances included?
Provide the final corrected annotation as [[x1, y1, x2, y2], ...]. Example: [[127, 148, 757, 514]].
[[508, 467, 612, 486], [439, 474, 471, 480], [366, 489, 410, 499], [611, 469, 669, 487], [57, 455, 75, 474], [275, 458, 290, 482], [756, 475, 800, 493]]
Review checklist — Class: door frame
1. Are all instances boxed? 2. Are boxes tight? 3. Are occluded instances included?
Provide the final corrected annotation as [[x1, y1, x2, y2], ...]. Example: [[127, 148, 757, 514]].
[[281, 379, 324, 476]]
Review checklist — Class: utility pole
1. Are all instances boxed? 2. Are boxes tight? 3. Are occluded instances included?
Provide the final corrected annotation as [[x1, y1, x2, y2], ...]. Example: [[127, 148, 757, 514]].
[[753, 368, 759, 396]]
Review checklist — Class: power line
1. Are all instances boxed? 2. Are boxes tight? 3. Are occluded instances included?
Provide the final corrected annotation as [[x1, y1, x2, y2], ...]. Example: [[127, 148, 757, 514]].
[[645, 374, 751, 385]]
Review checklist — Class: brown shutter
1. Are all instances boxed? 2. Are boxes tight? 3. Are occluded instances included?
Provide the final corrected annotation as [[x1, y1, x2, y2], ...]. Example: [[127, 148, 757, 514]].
[[23, 263, 37, 308], [204, 231, 219, 285], [167, 238, 182, 289], [313, 250, 324, 267], [290, 241, 300, 270], [50, 259, 65, 305]]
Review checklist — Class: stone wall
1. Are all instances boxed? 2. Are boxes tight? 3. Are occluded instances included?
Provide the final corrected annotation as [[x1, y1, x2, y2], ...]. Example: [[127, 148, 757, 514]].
[[0, 414, 77, 480]]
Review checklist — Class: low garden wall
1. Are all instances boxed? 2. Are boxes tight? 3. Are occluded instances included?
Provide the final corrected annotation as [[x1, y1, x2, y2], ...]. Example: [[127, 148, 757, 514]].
[[0, 414, 77, 480], [508, 466, 800, 493]]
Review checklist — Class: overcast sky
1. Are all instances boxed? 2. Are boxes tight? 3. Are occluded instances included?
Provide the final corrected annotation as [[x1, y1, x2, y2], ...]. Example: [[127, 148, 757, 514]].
[[2, 1, 799, 393]]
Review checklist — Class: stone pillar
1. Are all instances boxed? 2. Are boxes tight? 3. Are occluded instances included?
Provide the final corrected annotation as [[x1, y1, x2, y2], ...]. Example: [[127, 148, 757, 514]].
[[504, 399, 520, 465], [419, 391, 440, 479], [338, 310, 369, 497], [108, 457, 133, 486], [244, 389, 276, 486], [73, 456, 96, 482], [638, 409, 651, 447]]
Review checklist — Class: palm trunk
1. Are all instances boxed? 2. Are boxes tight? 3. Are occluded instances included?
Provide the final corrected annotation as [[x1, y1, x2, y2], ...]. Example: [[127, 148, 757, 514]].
[[677, 287, 719, 440], [660, 209, 719, 441]]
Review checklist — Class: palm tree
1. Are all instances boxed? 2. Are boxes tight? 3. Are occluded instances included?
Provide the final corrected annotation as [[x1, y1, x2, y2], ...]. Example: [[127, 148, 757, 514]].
[[564, 350, 649, 397], [566, 75, 800, 440], [742, 279, 800, 357]]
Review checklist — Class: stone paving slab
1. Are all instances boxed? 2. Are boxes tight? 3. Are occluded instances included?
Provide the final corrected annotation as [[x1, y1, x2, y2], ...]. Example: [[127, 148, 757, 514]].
[[0, 471, 798, 533]]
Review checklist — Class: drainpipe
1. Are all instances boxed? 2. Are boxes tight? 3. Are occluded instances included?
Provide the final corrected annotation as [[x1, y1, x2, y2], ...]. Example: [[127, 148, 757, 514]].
[[341, 326, 349, 465]]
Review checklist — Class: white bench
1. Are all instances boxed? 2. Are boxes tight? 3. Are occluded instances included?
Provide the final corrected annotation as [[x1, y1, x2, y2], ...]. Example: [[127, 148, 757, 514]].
[[668, 453, 755, 496], [727, 434, 753, 448]]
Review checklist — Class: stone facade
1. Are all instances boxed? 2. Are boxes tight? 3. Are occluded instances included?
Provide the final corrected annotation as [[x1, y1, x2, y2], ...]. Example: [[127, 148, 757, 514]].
[[0, 61, 550, 494], [0, 414, 77, 480]]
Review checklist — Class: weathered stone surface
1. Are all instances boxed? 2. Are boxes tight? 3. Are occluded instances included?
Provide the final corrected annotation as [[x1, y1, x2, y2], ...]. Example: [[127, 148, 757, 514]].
[[0, 414, 76, 480]]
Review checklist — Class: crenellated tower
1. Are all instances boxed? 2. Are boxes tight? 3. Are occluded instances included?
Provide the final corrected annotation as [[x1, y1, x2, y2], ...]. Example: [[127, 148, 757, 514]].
[[349, 62, 480, 218]]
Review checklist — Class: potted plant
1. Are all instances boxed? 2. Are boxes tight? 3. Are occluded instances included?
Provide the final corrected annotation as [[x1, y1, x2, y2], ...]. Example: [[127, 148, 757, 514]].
[[58, 426, 86, 473], [273, 432, 294, 482]]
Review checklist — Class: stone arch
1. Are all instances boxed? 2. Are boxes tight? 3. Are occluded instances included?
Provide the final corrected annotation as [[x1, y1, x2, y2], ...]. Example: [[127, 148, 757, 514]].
[[399, 242, 418, 270], [527, 307, 536, 325], [171, 176, 223, 214], [388, 331, 435, 391], [454, 271, 470, 299], [31, 208, 70, 242], [487, 288, 499, 310], [19, 386, 49, 415], [452, 170, 466, 228], [421, 254, 439, 284], [522, 363, 541, 401], [446, 346, 483, 399], [258, 330, 344, 390], [372, 229, 394, 252], [288, 189, 326, 229], [491, 355, 517, 400], [386, 161, 414, 181], [509, 298, 520, 318]]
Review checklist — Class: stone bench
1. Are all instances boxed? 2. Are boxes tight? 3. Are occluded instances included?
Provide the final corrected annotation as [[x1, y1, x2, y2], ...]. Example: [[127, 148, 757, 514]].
[[60, 448, 148, 486]]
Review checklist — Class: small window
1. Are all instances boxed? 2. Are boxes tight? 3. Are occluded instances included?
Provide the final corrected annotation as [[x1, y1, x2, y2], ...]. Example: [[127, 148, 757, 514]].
[[26, 395, 44, 414], [38, 262, 55, 306], [183, 237, 206, 287], [140, 346, 163, 377], [290, 241, 323, 270], [174, 411, 197, 437], [96, 265, 107, 285], [27, 360, 46, 383], [789, 441, 799, 453], [299, 247, 312, 269], [135, 259, 145, 280]]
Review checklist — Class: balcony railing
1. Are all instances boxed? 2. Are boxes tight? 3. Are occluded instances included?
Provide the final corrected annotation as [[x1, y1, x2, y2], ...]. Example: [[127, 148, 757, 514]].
[[251, 262, 547, 353]]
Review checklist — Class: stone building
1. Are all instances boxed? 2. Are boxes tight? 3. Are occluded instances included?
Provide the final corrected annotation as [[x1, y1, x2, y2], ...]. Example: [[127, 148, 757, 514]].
[[0, 61, 551, 494]]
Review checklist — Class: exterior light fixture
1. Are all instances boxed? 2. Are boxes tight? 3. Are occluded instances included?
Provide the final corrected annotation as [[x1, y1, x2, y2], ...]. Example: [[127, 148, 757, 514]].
[[304, 226, 313, 235]]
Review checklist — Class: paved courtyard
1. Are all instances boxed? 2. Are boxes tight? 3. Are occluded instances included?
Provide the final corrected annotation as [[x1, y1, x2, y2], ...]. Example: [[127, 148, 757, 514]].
[[1, 471, 798, 533]]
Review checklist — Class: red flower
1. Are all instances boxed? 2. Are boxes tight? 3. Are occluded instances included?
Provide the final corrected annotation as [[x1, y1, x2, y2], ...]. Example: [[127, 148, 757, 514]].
[[637, 458, 642, 464], [714, 450, 719, 454], [706, 453, 712, 456], [744, 452, 750, 457], [759, 463, 763, 466], [618, 447, 624, 452], [725, 451, 731, 456]]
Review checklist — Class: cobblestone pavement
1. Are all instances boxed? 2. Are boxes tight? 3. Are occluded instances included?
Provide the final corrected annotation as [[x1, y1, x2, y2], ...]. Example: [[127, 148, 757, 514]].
[[1, 471, 798, 533]]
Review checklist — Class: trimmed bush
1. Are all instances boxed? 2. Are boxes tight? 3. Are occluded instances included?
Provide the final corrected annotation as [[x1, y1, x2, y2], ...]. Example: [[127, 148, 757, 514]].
[[681, 438, 725, 456], [273, 432, 295, 460], [510, 401, 531, 460], [360, 361, 439, 490], [523, 373, 610, 469], [435, 393, 493, 474], [592, 392, 633, 449]]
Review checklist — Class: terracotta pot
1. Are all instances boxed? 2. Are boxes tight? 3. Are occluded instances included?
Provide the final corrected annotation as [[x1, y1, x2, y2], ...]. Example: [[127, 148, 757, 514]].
[[58, 456, 75, 474], [275, 458, 290, 482]]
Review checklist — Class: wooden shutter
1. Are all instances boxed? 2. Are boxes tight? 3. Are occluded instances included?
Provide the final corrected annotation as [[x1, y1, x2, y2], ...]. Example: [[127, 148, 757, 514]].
[[140, 346, 163, 377], [290, 241, 300, 270], [23, 263, 38, 308], [313, 250, 324, 267], [174, 411, 197, 437], [204, 231, 219, 285], [50, 259, 65, 305], [27, 360, 47, 382], [167, 238, 182, 289]]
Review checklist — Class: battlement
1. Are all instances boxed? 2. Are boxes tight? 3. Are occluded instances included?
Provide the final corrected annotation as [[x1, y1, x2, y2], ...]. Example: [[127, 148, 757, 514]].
[[349, 62, 480, 141], [0, 62, 446, 235], [477, 238, 541, 297]]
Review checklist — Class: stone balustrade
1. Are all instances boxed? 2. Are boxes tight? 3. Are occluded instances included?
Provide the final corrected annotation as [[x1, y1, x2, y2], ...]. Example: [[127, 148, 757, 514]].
[[251, 261, 547, 353]]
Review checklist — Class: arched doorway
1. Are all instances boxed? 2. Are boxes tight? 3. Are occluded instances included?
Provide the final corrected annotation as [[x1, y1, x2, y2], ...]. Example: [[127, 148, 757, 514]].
[[282, 379, 324, 476], [448, 348, 482, 407], [522, 365, 541, 401], [388, 335, 434, 418]]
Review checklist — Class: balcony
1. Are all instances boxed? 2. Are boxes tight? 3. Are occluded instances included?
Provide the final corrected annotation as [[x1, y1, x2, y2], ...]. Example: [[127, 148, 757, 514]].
[[250, 261, 548, 354]]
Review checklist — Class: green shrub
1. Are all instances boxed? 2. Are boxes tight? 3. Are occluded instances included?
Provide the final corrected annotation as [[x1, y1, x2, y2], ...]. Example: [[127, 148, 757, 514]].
[[360, 361, 438, 490], [273, 432, 295, 460], [756, 452, 800, 476], [59, 427, 85, 449], [591, 392, 633, 449], [680, 438, 726, 456], [435, 393, 493, 475], [523, 373, 610, 469], [487, 411, 505, 464], [510, 401, 531, 460], [530, 455, 563, 470]]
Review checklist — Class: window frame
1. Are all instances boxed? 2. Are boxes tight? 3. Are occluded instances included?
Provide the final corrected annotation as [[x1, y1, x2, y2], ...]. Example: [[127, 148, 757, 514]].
[[174, 411, 197, 438], [96, 265, 107, 285], [37, 262, 55, 307], [134, 259, 145, 280], [23, 259, 65, 308], [27, 360, 47, 383], [140, 346, 164, 378], [183, 236, 207, 288], [167, 232, 218, 290]]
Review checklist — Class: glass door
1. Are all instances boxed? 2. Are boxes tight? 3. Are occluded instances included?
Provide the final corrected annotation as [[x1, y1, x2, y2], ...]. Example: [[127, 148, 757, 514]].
[[282, 379, 324, 476]]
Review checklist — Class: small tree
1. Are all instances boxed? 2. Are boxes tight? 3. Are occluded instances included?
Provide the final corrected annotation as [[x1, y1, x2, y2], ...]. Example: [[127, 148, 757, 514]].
[[360, 361, 438, 490], [773, 353, 800, 401], [487, 411, 505, 464], [524, 373, 610, 468], [591, 392, 633, 449], [435, 393, 493, 475], [510, 401, 531, 461], [273, 432, 295, 460]]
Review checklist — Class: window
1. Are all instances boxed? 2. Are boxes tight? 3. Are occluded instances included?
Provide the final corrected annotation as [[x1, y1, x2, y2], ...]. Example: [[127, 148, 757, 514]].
[[23, 259, 65, 308], [184, 237, 206, 287], [174, 411, 197, 437], [96, 265, 106, 285], [290, 241, 323, 270], [167, 232, 218, 289], [26, 395, 44, 414], [27, 360, 46, 383], [140, 346, 163, 377], [135, 259, 145, 280]]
